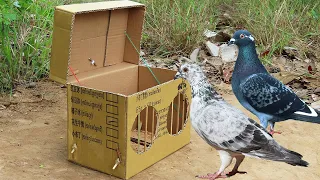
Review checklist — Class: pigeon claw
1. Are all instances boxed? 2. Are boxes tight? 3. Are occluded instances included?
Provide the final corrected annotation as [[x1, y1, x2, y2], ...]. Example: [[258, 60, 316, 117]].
[[269, 130, 282, 135], [226, 170, 247, 177], [196, 172, 227, 179]]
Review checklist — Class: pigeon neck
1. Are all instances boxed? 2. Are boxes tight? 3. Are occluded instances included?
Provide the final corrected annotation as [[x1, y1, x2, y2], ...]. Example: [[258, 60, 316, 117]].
[[191, 77, 223, 102], [234, 44, 267, 75]]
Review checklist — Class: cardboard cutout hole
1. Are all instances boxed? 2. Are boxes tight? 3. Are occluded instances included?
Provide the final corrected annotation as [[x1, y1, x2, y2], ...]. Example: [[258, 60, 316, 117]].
[[131, 106, 158, 154], [167, 93, 189, 135]]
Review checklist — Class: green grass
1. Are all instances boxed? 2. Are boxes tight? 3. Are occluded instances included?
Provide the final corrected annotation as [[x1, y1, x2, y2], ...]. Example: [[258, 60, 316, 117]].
[[230, 0, 320, 61], [0, 0, 319, 93], [137, 0, 228, 57]]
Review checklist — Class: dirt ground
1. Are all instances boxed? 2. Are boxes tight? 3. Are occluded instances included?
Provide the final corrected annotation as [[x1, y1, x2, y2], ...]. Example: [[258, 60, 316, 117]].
[[0, 80, 319, 180]]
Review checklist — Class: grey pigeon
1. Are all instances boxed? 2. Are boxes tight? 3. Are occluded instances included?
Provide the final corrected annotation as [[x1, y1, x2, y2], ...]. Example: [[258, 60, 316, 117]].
[[174, 62, 308, 180], [229, 30, 320, 135]]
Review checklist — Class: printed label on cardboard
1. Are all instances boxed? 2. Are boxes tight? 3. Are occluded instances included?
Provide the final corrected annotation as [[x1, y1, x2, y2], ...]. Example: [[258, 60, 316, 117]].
[[68, 84, 126, 177]]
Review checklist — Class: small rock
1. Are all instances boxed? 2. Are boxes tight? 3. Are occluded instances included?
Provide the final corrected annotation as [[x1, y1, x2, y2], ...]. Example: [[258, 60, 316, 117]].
[[0, 105, 6, 110], [203, 29, 217, 38], [314, 87, 320, 93], [60, 137, 63, 139], [26, 82, 37, 88], [0, 129, 3, 132], [304, 58, 311, 63], [311, 94, 319, 102], [205, 41, 219, 57], [171, 55, 178, 60], [140, 51, 145, 56], [219, 44, 238, 63], [190, 48, 200, 62], [223, 13, 232, 21], [172, 65, 178, 71], [311, 101, 320, 110], [44, 122, 49, 125]]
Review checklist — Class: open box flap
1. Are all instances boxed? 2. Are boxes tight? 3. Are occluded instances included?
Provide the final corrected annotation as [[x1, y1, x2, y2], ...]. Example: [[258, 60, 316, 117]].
[[49, 1, 145, 84], [55, 1, 144, 13]]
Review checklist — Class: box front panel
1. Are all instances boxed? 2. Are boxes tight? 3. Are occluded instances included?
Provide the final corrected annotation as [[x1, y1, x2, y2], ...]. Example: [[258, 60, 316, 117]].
[[126, 78, 192, 179], [67, 84, 126, 178]]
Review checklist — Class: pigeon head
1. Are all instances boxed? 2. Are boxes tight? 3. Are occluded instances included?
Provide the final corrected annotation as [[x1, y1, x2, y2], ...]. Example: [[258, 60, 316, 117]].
[[174, 63, 206, 85], [228, 30, 255, 47]]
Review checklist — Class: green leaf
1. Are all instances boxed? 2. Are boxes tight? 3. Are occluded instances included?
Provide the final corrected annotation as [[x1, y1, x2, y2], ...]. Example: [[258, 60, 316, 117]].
[[3, 13, 17, 21]]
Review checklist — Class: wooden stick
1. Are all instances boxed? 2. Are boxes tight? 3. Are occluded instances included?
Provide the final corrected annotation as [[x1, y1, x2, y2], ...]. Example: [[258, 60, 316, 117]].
[[151, 108, 154, 144], [144, 106, 148, 152], [182, 94, 185, 128], [170, 102, 173, 134], [176, 94, 180, 134], [137, 114, 141, 153]]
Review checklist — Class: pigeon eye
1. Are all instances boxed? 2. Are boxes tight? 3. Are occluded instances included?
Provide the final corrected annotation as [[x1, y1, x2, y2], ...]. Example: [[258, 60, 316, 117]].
[[240, 34, 245, 39], [183, 67, 189, 73]]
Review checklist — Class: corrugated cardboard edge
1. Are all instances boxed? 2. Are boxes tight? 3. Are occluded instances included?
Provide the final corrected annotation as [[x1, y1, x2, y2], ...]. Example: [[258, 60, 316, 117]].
[[124, 96, 128, 179], [50, 1, 145, 84], [56, 1, 144, 14]]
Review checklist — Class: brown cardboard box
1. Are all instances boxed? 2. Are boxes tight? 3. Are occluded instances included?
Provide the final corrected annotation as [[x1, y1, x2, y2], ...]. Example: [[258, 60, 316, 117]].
[[49, 1, 191, 179]]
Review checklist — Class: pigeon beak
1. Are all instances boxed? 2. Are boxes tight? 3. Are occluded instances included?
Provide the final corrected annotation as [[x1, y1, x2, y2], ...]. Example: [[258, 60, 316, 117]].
[[174, 72, 181, 80], [228, 38, 235, 46]]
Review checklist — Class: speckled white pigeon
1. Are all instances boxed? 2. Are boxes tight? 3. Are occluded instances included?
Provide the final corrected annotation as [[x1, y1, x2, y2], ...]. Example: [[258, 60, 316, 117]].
[[174, 62, 308, 180]]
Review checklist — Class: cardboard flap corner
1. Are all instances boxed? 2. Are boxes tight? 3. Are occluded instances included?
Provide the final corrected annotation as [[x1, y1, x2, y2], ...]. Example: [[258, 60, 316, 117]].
[[49, 1, 145, 84]]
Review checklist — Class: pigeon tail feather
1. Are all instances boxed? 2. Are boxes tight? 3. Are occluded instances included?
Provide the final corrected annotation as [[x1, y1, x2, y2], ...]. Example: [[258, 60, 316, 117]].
[[282, 147, 309, 167], [284, 148, 309, 167], [289, 106, 320, 124]]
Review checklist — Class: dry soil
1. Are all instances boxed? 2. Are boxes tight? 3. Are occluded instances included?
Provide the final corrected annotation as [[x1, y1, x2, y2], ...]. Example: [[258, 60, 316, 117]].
[[0, 81, 319, 180]]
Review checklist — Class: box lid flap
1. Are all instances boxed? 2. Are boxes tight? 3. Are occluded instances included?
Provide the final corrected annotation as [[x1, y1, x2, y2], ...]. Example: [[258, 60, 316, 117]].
[[55, 1, 144, 14], [49, 1, 145, 84]]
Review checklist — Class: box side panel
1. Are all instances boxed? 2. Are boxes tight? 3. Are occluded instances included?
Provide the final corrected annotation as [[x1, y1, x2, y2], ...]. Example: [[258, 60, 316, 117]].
[[104, 9, 129, 66], [123, 7, 145, 65], [49, 9, 73, 84], [68, 11, 109, 77], [138, 66, 177, 92], [126, 78, 192, 179], [67, 84, 127, 179]]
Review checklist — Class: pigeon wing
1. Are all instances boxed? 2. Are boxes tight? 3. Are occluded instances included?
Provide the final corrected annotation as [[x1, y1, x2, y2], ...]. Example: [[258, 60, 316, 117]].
[[194, 102, 285, 160], [239, 73, 305, 117], [197, 113, 290, 160]]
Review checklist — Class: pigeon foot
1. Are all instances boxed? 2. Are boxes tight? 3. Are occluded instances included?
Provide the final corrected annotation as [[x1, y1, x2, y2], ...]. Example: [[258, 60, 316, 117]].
[[196, 172, 227, 179], [269, 130, 282, 135], [226, 170, 247, 177]]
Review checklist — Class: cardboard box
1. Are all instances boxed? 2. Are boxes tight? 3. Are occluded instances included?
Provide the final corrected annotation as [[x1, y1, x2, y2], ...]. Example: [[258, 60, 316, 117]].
[[49, 1, 191, 179]]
